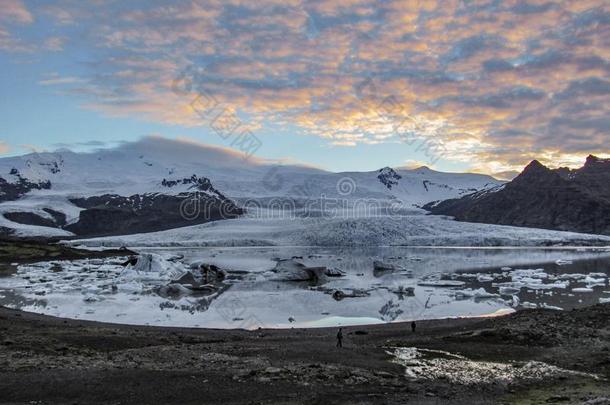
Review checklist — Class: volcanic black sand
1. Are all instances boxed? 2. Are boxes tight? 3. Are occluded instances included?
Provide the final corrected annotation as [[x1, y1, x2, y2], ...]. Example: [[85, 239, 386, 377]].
[[0, 241, 609, 404], [0, 304, 609, 404]]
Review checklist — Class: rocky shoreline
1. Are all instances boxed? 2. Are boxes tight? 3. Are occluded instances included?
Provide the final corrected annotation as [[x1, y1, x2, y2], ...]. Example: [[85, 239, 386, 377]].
[[0, 304, 608, 404]]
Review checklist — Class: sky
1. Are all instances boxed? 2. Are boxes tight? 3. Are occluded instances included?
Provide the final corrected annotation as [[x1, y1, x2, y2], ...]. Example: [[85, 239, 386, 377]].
[[0, 0, 608, 175]]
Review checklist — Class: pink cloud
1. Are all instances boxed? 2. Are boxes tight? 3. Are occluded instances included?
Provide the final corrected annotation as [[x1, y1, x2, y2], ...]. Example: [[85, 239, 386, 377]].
[[0, 0, 34, 24]]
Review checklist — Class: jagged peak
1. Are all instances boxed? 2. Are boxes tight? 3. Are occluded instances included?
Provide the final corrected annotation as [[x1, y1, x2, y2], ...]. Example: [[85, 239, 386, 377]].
[[526, 159, 545, 169], [377, 167, 402, 190], [586, 155, 599, 164], [512, 160, 554, 182], [520, 159, 549, 174], [584, 154, 610, 166]]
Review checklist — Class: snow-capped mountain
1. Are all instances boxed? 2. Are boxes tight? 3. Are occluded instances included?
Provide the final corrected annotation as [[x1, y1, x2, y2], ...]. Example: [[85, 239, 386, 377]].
[[0, 136, 504, 238]]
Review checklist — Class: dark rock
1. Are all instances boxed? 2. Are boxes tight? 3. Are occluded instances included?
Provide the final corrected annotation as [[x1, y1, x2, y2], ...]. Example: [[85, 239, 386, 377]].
[[3, 212, 58, 228], [0, 175, 51, 203], [332, 289, 369, 301], [65, 187, 242, 237], [332, 290, 346, 301], [121, 256, 138, 267], [42, 208, 67, 227], [424, 156, 610, 235], [377, 167, 402, 190]]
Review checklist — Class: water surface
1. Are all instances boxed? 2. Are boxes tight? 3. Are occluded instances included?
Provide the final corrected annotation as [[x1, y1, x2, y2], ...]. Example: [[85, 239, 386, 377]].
[[0, 246, 608, 329]]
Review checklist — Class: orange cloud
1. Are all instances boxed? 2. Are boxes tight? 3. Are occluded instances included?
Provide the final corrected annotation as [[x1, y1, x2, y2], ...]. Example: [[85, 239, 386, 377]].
[[16, 0, 610, 173]]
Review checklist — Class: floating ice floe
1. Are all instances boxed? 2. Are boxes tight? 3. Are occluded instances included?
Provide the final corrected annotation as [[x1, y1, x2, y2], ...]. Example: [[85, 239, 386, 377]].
[[520, 301, 563, 311], [417, 280, 465, 287], [453, 288, 499, 299], [558, 273, 587, 280], [600, 297, 610, 304], [584, 276, 607, 288], [476, 274, 495, 282], [498, 286, 521, 296], [373, 260, 404, 273], [572, 287, 594, 293], [120, 253, 187, 282], [265, 259, 342, 283], [495, 268, 570, 290], [539, 303, 563, 311], [555, 259, 573, 266]]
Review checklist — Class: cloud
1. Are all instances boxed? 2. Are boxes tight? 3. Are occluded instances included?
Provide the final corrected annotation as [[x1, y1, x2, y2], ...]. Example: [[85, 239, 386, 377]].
[[0, 141, 9, 154], [19, 144, 44, 153], [44, 36, 66, 51], [38, 74, 85, 86], [4, 0, 610, 172], [0, 0, 33, 24]]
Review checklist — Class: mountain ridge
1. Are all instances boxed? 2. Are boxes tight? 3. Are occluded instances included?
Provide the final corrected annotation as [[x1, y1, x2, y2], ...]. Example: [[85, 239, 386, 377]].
[[0, 137, 503, 238], [424, 156, 610, 236]]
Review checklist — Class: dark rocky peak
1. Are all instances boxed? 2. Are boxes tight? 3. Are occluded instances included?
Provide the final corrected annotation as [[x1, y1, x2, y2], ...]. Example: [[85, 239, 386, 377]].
[[581, 155, 610, 171], [161, 175, 227, 199], [377, 167, 402, 190], [513, 160, 555, 182], [586, 154, 598, 164], [425, 154, 610, 236], [523, 159, 547, 173], [162, 174, 211, 189]]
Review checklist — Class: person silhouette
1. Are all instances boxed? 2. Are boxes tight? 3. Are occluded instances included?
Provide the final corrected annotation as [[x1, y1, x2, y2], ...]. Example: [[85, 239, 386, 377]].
[[411, 321, 416, 333], [336, 328, 343, 348]]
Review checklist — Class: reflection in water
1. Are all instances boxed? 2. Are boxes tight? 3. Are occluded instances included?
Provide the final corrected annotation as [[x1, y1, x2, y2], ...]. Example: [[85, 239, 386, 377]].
[[0, 247, 608, 329]]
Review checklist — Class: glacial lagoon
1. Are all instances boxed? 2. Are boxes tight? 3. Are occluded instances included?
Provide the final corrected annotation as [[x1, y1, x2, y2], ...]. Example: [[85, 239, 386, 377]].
[[1, 246, 609, 329]]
